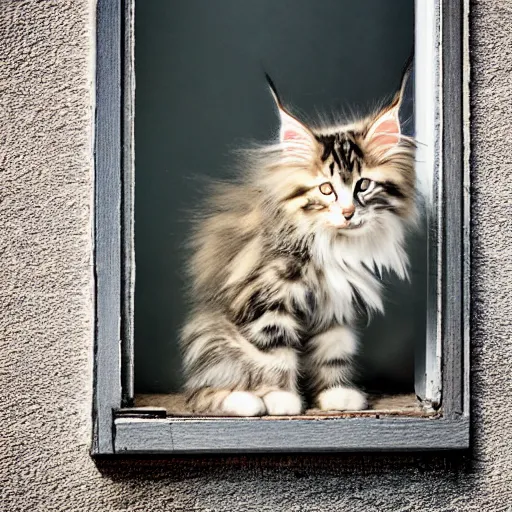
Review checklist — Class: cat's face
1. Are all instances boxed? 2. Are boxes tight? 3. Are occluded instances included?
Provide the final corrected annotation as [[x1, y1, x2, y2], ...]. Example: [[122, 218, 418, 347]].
[[263, 79, 416, 239], [286, 125, 415, 237]]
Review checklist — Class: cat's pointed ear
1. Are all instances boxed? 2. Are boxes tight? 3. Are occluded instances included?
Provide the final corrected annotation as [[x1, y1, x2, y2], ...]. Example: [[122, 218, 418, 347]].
[[365, 61, 411, 149], [265, 73, 316, 147], [365, 100, 401, 148]]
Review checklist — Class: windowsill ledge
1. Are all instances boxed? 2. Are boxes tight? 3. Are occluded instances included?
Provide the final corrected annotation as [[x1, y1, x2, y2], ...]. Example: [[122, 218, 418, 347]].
[[134, 392, 437, 419]]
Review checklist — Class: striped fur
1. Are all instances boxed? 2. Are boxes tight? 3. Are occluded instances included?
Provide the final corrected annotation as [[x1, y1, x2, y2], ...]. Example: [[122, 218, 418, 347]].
[[180, 78, 416, 416]]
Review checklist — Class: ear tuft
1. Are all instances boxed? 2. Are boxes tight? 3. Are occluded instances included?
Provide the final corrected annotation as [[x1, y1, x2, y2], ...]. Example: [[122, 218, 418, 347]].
[[265, 73, 316, 148], [366, 57, 412, 150]]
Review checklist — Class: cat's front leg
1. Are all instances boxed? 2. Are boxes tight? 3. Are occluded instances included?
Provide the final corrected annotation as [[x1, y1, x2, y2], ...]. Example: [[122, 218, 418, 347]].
[[182, 311, 303, 416], [242, 312, 304, 416], [304, 325, 367, 411]]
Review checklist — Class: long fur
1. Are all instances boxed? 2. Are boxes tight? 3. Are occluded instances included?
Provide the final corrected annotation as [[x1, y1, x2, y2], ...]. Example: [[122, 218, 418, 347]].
[[180, 79, 416, 416]]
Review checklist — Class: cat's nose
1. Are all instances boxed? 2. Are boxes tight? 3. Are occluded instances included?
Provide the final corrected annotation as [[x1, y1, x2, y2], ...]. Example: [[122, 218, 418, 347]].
[[342, 204, 355, 220]]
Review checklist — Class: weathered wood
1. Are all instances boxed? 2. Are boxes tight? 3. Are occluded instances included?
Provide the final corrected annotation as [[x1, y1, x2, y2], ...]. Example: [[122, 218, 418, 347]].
[[116, 407, 167, 419], [92, 0, 123, 456], [121, 0, 136, 407], [462, 0, 471, 418], [442, 0, 466, 419], [114, 417, 470, 454], [134, 393, 437, 419]]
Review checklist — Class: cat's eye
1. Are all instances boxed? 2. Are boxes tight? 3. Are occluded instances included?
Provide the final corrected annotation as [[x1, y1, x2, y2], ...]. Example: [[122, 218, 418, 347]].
[[359, 178, 372, 192], [319, 182, 334, 195]]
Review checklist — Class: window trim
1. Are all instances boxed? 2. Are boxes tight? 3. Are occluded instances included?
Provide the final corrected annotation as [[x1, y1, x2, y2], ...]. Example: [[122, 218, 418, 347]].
[[414, 0, 443, 406], [92, 0, 470, 456]]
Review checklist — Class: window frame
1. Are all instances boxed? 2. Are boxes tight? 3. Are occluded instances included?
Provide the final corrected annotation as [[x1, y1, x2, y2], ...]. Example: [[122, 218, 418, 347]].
[[92, 0, 470, 456]]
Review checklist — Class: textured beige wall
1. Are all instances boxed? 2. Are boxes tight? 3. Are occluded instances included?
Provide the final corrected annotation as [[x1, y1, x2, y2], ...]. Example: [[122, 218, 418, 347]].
[[1, 1, 511, 511]]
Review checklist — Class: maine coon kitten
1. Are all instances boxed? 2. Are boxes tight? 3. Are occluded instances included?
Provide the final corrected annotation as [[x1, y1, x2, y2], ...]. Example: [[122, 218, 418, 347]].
[[180, 71, 415, 416]]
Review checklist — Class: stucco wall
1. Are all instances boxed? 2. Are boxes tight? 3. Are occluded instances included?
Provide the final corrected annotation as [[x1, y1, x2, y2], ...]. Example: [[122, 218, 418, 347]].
[[1, 1, 511, 511]]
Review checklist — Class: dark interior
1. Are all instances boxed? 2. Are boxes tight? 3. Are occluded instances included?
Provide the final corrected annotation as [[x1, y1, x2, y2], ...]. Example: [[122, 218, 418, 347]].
[[134, 0, 423, 397]]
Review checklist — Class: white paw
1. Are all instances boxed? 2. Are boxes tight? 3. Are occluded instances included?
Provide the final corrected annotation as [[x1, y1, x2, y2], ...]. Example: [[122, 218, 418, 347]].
[[316, 387, 367, 411], [221, 391, 266, 417], [262, 391, 303, 415]]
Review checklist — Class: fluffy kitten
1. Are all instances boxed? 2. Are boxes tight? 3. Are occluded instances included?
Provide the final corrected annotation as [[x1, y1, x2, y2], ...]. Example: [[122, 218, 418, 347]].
[[180, 71, 416, 416]]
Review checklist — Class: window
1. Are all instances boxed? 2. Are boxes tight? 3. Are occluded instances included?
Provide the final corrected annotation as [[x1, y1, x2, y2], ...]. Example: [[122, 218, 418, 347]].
[[92, 0, 470, 455]]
